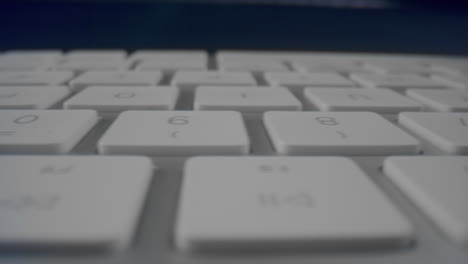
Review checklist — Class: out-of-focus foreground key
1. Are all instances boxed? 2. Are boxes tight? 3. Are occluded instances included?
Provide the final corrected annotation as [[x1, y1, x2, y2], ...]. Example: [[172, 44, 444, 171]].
[[176, 157, 413, 252], [0, 155, 153, 252], [384, 156, 468, 247]]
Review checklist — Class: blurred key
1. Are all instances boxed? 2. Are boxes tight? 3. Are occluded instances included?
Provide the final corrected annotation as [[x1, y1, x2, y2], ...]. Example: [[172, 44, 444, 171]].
[[0, 86, 69, 109], [399, 112, 468, 154], [0, 155, 152, 252], [172, 71, 257, 89], [264, 72, 356, 89], [177, 156, 413, 252], [69, 71, 163, 91], [350, 73, 446, 91], [362, 61, 433, 75], [219, 60, 289, 73], [264, 111, 420, 155], [129, 50, 207, 63], [384, 156, 468, 246], [0, 72, 74, 86], [406, 89, 468, 112], [136, 60, 207, 72], [291, 60, 368, 74], [0, 110, 98, 153], [65, 50, 127, 61], [431, 75, 468, 90]]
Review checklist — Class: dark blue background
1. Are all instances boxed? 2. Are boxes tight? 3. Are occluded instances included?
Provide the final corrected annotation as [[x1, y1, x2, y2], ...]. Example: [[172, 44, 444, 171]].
[[1, 1, 467, 54]]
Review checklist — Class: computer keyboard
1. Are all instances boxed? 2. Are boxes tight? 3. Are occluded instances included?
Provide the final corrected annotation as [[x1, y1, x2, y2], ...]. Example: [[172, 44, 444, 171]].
[[0, 50, 467, 264]]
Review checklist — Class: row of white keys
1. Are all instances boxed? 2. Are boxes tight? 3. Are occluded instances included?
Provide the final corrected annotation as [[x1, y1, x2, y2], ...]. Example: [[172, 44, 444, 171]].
[[0, 155, 153, 251], [0, 86, 70, 109], [69, 71, 163, 91], [264, 112, 420, 155], [64, 86, 179, 113], [304, 87, 423, 113], [351, 73, 446, 91], [406, 89, 468, 112], [0, 71, 74, 86], [171, 71, 257, 89], [98, 111, 249, 155], [194, 86, 301, 112], [0, 110, 98, 154], [383, 156, 468, 247], [177, 157, 413, 252], [399, 112, 468, 154]]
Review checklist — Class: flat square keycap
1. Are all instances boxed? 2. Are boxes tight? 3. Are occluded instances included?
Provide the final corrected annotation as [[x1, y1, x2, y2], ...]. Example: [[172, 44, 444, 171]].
[[431, 75, 468, 90], [384, 156, 468, 246], [129, 50, 207, 63], [0, 110, 98, 153], [171, 71, 257, 89], [406, 89, 468, 112], [64, 86, 179, 113], [136, 60, 207, 72], [218, 60, 289, 72], [0, 155, 152, 251], [264, 72, 356, 88], [0, 72, 74, 86], [98, 111, 249, 155], [264, 111, 420, 155], [176, 157, 413, 252], [350, 73, 446, 90], [290, 60, 369, 74], [304, 87, 422, 113], [399, 112, 468, 154], [0, 86, 69, 109], [64, 50, 127, 61], [194, 86, 301, 112], [69, 71, 163, 91]]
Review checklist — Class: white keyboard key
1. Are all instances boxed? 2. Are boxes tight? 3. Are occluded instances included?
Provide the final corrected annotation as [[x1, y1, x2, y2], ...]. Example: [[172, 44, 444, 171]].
[[194, 86, 301, 112], [406, 89, 468, 112], [129, 50, 207, 63], [350, 73, 446, 90], [171, 71, 257, 89], [65, 50, 127, 61], [99, 111, 249, 155], [264, 111, 420, 155], [399, 112, 468, 154], [0, 72, 74, 86], [136, 60, 207, 72], [219, 60, 289, 72], [0, 155, 152, 251], [384, 156, 468, 246], [53, 60, 128, 73], [176, 157, 413, 252], [0, 58, 52, 71], [432, 75, 468, 90], [362, 61, 433, 75], [0, 110, 98, 153], [304, 88, 422, 113], [264, 72, 356, 88], [291, 61, 369, 74], [64, 86, 179, 113], [2, 50, 63, 63], [69, 71, 163, 91], [0, 86, 69, 109], [431, 62, 468, 76]]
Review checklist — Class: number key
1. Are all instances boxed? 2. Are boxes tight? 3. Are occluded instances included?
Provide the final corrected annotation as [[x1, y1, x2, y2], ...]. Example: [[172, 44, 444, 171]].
[[264, 112, 420, 155]]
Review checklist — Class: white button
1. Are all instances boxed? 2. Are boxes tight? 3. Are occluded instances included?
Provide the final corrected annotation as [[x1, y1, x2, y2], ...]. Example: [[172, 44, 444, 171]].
[[172, 71, 257, 89], [291, 61, 368, 74], [398, 112, 468, 154], [0, 58, 52, 72], [0, 155, 153, 251], [304, 88, 422, 113], [2, 50, 63, 63], [176, 156, 413, 252], [362, 61, 433, 75], [64, 86, 179, 113], [53, 60, 128, 73], [350, 73, 446, 90], [218, 60, 289, 72], [384, 156, 468, 247], [431, 62, 468, 76], [0, 72, 74, 86], [264, 111, 420, 155], [406, 89, 468, 112], [0, 86, 69, 109], [129, 50, 207, 63], [0, 110, 98, 154], [194, 86, 301, 112], [98, 111, 249, 155], [264, 72, 356, 88], [136, 60, 207, 72], [65, 50, 127, 61], [69, 71, 163, 91], [431, 75, 468, 90]]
